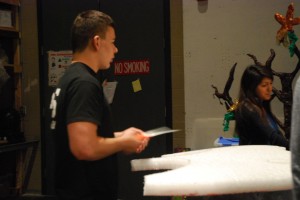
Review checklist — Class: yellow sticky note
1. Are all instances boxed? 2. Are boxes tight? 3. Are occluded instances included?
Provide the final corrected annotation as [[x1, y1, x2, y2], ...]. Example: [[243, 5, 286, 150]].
[[132, 79, 142, 92]]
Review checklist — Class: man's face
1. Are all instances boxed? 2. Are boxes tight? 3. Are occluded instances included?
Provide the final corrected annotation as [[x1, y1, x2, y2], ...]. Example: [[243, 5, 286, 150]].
[[98, 26, 118, 69]]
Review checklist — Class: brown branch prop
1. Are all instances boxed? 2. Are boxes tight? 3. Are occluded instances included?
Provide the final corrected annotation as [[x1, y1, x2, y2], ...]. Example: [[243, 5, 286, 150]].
[[212, 63, 237, 110]]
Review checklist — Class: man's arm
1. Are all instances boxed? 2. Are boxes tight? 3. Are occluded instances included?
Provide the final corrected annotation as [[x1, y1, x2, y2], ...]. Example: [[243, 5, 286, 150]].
[[67, 122, 148, 161]]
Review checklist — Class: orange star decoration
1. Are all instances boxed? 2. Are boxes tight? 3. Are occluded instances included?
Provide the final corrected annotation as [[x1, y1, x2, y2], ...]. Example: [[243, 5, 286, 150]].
[[274, 3, 300, 47]]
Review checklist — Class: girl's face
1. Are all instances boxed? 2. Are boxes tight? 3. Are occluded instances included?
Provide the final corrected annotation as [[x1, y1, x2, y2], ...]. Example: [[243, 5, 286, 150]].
[[255, 77, 273, 101]]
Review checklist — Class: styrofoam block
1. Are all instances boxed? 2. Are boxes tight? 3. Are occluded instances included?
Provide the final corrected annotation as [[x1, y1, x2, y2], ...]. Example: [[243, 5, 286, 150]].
[[131, 145, 292, 196]]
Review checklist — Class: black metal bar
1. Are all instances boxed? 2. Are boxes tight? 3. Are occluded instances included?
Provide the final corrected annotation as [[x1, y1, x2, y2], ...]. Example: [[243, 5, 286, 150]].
[[0, 140, 39, 153], [0, 140, 39, 193]]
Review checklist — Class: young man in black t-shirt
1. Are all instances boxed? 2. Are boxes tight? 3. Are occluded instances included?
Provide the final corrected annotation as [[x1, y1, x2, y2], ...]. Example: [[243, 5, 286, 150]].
[[49, 10, 149, 200]]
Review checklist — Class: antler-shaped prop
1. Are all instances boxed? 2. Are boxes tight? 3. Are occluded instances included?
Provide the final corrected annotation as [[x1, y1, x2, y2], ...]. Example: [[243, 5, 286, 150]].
[[247, 49, 276, 70], [211, 63, 237, 110]]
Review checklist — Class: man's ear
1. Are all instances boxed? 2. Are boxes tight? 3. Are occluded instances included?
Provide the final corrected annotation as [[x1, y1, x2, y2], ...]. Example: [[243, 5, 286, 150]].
[[92, 35, 101, 50]]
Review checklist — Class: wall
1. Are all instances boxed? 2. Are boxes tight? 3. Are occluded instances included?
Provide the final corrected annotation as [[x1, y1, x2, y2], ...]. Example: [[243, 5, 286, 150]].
[[170, 0, 186, 149], [183, 0, 300, 150], [21, 0, 41, 191]]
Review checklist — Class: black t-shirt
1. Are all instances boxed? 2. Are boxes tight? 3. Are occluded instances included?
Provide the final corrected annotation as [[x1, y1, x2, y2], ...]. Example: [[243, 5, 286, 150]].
[[50, 62, 118, 199]]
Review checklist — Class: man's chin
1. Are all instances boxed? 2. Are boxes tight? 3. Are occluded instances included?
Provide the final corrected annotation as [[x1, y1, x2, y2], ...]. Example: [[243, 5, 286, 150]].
[[100, 65, 111, 70]]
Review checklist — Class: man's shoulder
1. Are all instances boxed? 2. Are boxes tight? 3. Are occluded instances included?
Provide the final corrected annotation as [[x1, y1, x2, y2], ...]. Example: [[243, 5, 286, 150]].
[[66, 62, 89, 76], [62, 63, 97, 84]]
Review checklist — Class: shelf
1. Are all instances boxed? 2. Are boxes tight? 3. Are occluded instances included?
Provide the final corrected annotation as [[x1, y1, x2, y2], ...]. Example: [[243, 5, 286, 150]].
[[0, 0, 20, 6], [0, 0, 22, 114], [0, 28, 19, 38], [4, 64, 21, 72]]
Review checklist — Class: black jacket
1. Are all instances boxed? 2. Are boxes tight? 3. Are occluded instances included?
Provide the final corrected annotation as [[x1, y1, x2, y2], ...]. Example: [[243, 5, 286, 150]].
[[235, 101, 289, 149]]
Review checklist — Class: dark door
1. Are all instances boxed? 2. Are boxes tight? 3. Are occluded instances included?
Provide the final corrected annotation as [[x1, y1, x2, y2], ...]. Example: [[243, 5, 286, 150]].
[[99, 1, 171, 199], [38, 0, 171, 198]]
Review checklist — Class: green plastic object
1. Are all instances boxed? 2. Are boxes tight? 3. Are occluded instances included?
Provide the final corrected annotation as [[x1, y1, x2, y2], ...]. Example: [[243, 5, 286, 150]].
[[223, 112, 235, 132], [288, 31, 298, 57]]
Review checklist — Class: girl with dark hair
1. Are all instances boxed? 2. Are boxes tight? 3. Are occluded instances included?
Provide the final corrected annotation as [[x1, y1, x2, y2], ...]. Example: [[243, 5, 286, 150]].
[[235, 65, 289, 149]]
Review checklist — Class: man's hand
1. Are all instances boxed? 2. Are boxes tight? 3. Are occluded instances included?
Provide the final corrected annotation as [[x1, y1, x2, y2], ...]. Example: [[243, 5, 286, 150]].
[[115, 127, 150, 154]]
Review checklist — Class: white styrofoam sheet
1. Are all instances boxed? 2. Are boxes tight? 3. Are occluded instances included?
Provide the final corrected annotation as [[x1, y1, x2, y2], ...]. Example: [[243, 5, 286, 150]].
[[131, 145, 292, 196]]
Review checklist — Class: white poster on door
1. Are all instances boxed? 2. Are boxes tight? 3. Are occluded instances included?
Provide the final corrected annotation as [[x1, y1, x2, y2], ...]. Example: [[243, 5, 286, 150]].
[[48, 50, 73, 87]]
